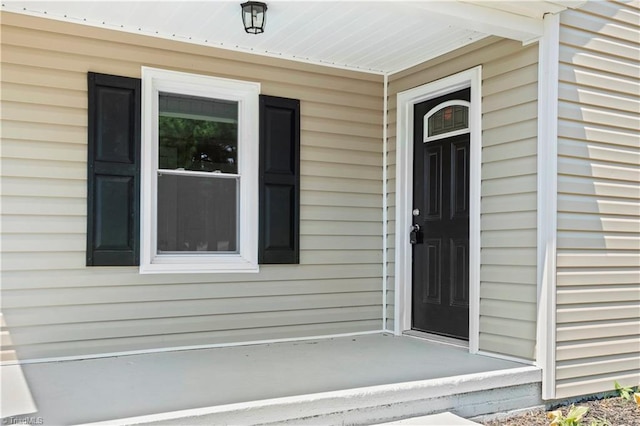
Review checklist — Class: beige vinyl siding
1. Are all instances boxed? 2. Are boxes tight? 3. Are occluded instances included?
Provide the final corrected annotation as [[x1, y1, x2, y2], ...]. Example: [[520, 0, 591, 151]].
[[0, 12, 384, 361], [555, 1, 640, 399], [387, 37, 539, 360]]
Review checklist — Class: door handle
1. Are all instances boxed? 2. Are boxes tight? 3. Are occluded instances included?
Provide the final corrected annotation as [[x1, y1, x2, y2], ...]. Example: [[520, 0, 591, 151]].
[[410, 224, 422, 245]]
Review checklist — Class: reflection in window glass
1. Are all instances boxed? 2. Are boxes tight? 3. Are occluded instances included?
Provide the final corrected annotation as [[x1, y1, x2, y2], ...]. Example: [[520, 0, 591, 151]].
[[428, 105, 468, 137], [158, 93, 238, 173], [157, 174, 238, 253], [157, 93, 239, 254]]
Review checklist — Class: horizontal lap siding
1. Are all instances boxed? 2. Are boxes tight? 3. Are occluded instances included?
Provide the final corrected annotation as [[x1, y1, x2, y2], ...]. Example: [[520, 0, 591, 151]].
[[387, 38, 538, 359], [0, 12, 384, 361], [480, 40, 538, 360], [556, 1, 640, 398]]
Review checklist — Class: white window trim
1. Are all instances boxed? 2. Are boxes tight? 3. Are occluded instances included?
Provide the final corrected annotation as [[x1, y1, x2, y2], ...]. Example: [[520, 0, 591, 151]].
[[140, 67, 260, 274], [394, 66, 482, 353], [423, 100, 471, 143]]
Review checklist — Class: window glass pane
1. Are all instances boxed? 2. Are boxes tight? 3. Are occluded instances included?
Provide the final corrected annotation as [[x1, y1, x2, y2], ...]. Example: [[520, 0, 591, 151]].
[[159, 93, 238, 173], [428, 104, 468, 137], [157, 173, 238, 253]]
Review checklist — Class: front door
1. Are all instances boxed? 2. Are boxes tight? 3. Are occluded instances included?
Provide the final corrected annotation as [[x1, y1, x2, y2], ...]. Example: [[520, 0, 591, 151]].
[[411, 88, 470, 340]]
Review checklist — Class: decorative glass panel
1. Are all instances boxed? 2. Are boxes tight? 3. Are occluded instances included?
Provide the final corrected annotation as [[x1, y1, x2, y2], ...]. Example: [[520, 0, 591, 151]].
[[159, 93, 238, 173], [157, 174, 238, 253], [427, 104, 468, 138]]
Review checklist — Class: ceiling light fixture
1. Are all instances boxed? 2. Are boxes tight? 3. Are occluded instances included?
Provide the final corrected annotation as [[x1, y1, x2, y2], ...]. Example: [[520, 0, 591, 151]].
[[241, 2, 267, 34]]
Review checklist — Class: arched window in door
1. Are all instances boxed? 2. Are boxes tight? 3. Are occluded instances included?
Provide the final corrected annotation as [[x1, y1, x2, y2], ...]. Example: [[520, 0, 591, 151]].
[[423, 100, 470, 143]]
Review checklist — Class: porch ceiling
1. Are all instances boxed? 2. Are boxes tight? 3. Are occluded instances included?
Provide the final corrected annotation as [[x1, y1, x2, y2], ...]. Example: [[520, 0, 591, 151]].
[[2, 1, 585, 74]]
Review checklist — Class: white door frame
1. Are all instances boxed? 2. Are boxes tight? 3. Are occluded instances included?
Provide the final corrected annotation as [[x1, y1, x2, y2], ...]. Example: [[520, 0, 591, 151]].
[[393, 66, 482, 353]]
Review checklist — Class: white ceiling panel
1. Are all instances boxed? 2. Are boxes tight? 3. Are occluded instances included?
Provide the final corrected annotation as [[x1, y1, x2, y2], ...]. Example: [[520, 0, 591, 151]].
[[2, 1, 585, 74]]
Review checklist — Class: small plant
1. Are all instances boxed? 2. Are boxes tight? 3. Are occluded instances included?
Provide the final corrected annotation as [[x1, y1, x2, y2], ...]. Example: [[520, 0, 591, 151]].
[[547, 404, 589, 426], [614, 380, 637, 401]]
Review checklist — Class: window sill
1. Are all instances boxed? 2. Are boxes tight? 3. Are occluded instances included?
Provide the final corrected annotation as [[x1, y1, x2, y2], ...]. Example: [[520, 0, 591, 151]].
[[140, 255, 259, 274]]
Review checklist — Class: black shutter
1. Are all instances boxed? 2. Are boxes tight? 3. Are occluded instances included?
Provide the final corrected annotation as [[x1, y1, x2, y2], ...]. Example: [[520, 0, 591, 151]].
[[259, 95, 300, 264], [86, 72, 141, 266]]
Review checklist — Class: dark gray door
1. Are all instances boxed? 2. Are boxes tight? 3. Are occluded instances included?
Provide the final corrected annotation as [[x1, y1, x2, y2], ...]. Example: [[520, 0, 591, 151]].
[[411, 88, 470, 340]]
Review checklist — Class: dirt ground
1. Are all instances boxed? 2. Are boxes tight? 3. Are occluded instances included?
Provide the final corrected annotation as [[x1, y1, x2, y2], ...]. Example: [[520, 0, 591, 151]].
[[480, 396, 640, 426]]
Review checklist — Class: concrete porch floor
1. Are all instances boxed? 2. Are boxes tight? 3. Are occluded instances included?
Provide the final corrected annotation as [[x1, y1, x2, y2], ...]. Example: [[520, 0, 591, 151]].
[[3, 333, 541, 425]]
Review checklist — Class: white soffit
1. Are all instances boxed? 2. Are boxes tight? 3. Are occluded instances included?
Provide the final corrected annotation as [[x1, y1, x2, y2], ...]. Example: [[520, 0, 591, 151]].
[[1, 1, 584, 74]]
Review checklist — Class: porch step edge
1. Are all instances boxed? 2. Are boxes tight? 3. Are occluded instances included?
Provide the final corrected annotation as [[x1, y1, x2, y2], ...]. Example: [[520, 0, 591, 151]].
[[373, 411, 481, 425], [84, 366, 541, 425]]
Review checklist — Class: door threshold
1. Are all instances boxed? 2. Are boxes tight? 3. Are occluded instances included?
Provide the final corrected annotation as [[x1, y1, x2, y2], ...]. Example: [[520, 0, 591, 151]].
[[403, 330, 469, 350]]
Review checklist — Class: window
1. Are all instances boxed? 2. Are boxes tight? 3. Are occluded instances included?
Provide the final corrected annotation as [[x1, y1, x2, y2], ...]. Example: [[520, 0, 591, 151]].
[[141, 68, 260, 273], [423, 100, 470, 143], [87, 71, 299, 269]]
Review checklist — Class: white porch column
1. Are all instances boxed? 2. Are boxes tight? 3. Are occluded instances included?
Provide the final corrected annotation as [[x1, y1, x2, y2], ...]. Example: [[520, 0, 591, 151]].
[[536, 11, 561, 401]]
